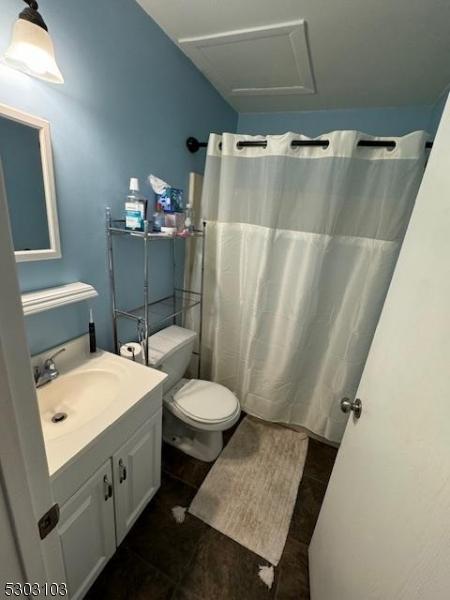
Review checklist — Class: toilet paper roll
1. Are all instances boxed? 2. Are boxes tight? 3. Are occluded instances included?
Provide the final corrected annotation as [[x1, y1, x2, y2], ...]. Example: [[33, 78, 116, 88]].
[[120, 342, 144, 364]]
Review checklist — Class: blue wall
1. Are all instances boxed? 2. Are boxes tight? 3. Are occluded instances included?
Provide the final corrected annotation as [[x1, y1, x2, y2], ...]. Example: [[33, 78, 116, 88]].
[[0, 0, 237, 355], [238, 105, 441, 137], [430, 90, 449, 135]]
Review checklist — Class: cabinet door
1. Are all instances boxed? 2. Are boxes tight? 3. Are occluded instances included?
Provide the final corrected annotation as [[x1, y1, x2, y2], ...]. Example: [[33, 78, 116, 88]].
[[113, 409, 162, 544], [58, 459, 116, 600]]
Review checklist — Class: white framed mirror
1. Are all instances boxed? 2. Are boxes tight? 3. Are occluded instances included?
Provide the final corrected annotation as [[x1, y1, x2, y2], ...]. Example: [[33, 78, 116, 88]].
[[0, 102, 61, 262]]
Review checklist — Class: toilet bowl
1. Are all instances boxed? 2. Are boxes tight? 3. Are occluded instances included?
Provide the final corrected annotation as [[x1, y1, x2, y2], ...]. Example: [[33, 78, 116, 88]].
[[147, 325, 240, 462]]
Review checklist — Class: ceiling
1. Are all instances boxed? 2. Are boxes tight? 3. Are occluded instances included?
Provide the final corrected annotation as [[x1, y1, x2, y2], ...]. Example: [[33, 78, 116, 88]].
[[137, 0, 450, 113]]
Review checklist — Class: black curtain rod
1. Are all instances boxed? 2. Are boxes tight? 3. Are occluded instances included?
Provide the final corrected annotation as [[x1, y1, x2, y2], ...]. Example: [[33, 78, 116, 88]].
[[186, 136, 433, 153]]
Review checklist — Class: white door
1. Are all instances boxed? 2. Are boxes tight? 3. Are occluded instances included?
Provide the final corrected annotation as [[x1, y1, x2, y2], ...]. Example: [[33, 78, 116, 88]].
[[113, 410, 162, 544], [58, 460, 116, 600], [0, 480, 24, 584], [309, 98, 450, 600], [0, 162, 65, 584]]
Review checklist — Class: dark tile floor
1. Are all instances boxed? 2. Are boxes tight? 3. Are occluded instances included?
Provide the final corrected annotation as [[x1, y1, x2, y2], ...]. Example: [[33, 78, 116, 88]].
[[87, 424, 337, 600]]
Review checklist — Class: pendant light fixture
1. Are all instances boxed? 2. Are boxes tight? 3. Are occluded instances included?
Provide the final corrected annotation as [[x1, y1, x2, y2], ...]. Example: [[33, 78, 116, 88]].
[[1, 0, 64, 84]]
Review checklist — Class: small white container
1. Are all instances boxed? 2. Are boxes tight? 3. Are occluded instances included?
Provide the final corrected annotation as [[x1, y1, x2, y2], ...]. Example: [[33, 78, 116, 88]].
[[161, 226, 177, 236]]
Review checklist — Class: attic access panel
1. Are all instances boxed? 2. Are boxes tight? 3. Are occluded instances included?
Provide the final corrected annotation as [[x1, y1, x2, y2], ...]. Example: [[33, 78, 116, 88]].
[[179, 20, 316, 98]]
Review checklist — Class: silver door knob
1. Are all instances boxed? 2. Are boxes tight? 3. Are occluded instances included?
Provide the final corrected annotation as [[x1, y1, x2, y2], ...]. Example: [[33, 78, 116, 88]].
[[340, 397, 362, 419]]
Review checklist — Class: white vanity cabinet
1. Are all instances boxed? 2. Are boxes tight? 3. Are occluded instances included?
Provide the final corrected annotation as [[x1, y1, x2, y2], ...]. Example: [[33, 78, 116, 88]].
[[57, 460, 116, 600], [55, 409, 163, 600], [113, 409, 162, 544], [36, 338, 167, 600]]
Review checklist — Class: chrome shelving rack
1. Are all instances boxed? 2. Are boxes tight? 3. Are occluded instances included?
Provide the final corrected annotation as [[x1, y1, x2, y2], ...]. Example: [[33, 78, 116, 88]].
[[106, 207, 206, 376]]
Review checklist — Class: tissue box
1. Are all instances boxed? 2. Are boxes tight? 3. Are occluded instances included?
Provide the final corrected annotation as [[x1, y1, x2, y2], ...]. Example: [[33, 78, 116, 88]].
[[156, 187, 184, 213]]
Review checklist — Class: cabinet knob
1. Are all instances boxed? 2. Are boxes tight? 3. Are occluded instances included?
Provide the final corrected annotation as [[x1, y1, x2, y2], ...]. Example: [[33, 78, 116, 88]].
[[103, 475, 113, 501], [119, 459, 127, 484]]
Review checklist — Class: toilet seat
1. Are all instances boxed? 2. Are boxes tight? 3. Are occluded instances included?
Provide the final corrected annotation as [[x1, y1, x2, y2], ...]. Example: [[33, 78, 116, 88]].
[[164, 379, 240, 427], [173, 379, 239, 423]]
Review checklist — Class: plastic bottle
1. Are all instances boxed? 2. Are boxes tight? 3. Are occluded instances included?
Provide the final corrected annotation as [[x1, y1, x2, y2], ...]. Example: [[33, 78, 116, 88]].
[[152, 202, 165, 233], [183, 203, 194, 234], [125, 178, 147, 231]]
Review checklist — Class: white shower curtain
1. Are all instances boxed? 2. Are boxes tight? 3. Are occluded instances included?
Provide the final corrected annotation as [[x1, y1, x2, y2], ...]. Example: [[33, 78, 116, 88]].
[[199, 131, 428, 442]]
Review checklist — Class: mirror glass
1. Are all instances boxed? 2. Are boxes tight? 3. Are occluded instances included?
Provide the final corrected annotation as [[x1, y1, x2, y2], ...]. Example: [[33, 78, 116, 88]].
[[0, 116, 50, 251]]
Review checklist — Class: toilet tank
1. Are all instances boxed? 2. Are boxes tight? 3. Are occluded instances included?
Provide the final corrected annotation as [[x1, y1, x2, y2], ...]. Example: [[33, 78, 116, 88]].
[[147, 325, 197, 393]]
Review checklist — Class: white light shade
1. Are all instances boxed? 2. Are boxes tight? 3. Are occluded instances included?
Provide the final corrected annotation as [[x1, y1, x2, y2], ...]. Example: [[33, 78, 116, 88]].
[[2, 19, 64, 84]]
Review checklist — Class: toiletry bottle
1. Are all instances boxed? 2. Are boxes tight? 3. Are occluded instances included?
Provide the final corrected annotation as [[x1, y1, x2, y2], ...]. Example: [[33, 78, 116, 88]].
[[152, 202, 165, 233], [125, 178, 147, 231], [183, 203, 194, 234], [89, 308, 96, 353]]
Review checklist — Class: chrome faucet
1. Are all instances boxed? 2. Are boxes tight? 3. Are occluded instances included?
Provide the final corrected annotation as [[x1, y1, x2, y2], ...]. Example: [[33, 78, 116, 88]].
[[34, 348, 66, 388]]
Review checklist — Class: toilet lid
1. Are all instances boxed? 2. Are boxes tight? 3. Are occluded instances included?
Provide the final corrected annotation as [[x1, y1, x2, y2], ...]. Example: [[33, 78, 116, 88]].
[[173, 379, 239, 423]]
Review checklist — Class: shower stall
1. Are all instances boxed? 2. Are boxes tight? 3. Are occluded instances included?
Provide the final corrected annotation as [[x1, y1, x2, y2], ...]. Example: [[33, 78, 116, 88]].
[[189, 130, 430, 442]]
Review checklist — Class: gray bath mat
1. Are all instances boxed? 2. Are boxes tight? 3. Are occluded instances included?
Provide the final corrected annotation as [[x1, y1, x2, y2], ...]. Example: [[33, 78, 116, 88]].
[[189, 417, 308, 565]]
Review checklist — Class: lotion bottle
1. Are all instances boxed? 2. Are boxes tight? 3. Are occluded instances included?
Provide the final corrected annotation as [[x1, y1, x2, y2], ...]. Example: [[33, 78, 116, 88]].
[[183, 203, 194, 234]]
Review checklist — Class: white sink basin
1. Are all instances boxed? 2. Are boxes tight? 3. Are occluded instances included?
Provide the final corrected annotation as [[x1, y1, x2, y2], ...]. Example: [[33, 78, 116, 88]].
[[32, 338, 167, 476], [38, 370, 120, 441]]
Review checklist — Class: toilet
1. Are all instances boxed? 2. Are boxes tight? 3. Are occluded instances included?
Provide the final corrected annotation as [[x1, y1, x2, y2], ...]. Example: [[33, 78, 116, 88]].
[[147, 325, 240, 462]]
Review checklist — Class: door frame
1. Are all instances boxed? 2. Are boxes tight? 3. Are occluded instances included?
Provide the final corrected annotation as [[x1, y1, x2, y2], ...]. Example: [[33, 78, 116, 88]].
[[0, 162, 65, 583]]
